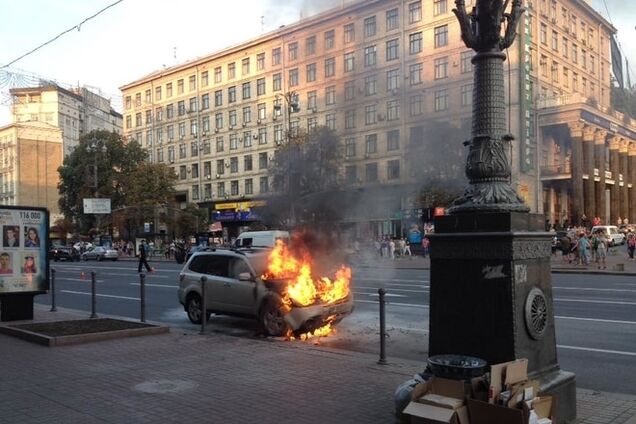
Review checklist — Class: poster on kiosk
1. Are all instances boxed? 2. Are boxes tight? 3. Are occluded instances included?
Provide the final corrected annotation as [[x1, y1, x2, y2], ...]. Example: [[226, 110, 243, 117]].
[[0, 206, 49, 298]]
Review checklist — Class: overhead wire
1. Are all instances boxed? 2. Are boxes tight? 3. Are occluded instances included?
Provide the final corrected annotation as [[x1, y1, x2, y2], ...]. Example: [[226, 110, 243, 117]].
[[600, 0, 635, 88]]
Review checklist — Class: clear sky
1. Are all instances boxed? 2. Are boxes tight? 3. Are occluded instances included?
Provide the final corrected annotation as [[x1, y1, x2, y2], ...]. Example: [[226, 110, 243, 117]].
[[0, 0, 634, 126]]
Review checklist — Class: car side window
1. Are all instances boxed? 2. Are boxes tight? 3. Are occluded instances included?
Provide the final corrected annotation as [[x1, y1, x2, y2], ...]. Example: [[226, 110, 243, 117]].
[[188, 256, 205, 273], [230, 258, 252, 279], [203, 255, 229, 277]]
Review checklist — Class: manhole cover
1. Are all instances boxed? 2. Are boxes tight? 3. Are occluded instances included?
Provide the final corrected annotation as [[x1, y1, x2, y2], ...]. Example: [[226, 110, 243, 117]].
[[133, 379, 198, 394]]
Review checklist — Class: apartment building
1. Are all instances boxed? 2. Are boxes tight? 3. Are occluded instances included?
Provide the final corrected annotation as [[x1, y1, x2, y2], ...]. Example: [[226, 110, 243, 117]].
[[10, 85, 122, 157], [120, 0, 634, 237], [0, 121, 63, 216]]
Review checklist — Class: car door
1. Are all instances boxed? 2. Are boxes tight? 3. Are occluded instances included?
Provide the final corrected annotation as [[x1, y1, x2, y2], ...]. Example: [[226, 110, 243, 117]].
[[225, 257, 258, 314], [200, 254, 234, 312]]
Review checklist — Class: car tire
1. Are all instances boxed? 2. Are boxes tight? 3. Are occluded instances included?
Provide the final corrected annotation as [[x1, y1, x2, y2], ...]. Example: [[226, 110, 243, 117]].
[[186, 293, 210, 324], [259, 294, 290, 337], [97, 256, 102, 262]]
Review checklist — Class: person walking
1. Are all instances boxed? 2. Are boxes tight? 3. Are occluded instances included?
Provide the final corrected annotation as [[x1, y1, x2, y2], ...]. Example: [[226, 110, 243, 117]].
[[404, 239, 412, 256], [627, 232, 636, 260], [389, 238, 396, 260], [595, 230, 608, 269], [137, 240, 153, 273], [577, 232, 591, 266]]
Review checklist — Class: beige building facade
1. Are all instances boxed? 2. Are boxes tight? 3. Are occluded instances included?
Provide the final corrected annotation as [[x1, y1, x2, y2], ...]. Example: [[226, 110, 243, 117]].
[[120, 0, 634, 237], [0, 122, 64, 215], [10, 85, 122, 157]]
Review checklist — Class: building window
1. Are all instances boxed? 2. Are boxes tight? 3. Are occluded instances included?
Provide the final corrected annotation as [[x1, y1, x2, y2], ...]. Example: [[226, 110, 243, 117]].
[[202, 116, 210, 133], [257, 103, 266, 120], [272, 47, 281, 66], [166, 83, 173, 97], [167, 125, 174, 141], [325, 57, 335, 77], [307, 63, 317, 82], [366, 163, 378, 183], [326, 113, 336, 130], [387, 100, 400, 121], [345, 165, 357, 184], [258, 152, 268, 170], [257, 78, 266, 96], [189, 75, 196, 91], [408, 1, 422, 23], [344, 23, 355, 43], [345, 81, 355, 101], [214, 90, 223, 107], [145, 110, 152, 125], [325, 30, 335, 49], [146, 130, 152, 146], [201, 94, 210, 110], [409, 32, 422, 54], [461, 51, 473, 73], [409, 63, 423, 85], [434, 57, 448, 79], [386, 39, 399, 61], [434, 0, 447, 15], [365, 75, 377, 96], [308, 116, 318, 131], [387, 129, 399, 151], [125, 96, 131, 110], [156, 148, 164, 162], [242, 82, 251, 100], [155, 87, 162, 101], [572, 44, 578, 64], [230, 157, 238, 173], [190, 119, 198, 136], [306, 36, 316, 55], [228, 63, 236, 79], [156, 107, 163, 122], [364, 16, 376, 37], [551, 61, 559, 82], [256, 53, 265, 71], [274, 124, 283, 145], [288, 42, 298, 61], [345, 137, 356, 157], [259, 127, 267, 144], [551, 31, 558, 51], [214, 67, 222, 83], [434, 89, 448, 111], [387, 68, 400, 90], [365, 134, 377, 154], [179, 143, 187, 159], [215, 113, 223, 129], [216, 136, 224, 152], [156, 127, 163, 143], [273, 73, 282, 91], [241, 58, 250, 76], [461, 84, 473, 106], [345, 110, 356, 129], [177, 79, 184, 94], [189, 97, 197, 113], [325, 85, 336, 105], [230, 133, 238, 150], [386, 8, 399, 30], [307, 91, 317, 109], [243, 130, 252, 147], [365, 105, 377, 125], [364, 45, 377, 67], [229, 86, 237, 103], [204, 183, 212, 199], [191, 141, 199, 157], [191, 185, 199, 201], [434, 25, 448, 48], [540, 23, 547, 45], [289, 68, 299, 87], [344, 52, 355, 72], [259, 176, 269, 193], [135, 112, 142, 127], [387, 160, 400, 180], [245, 179, 253, 195], [217, 182, 225, 197], [243, 107, 251, 124]]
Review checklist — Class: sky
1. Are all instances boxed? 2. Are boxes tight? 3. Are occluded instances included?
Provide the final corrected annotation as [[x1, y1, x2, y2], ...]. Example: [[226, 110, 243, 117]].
[[0, 0, 634, 126]]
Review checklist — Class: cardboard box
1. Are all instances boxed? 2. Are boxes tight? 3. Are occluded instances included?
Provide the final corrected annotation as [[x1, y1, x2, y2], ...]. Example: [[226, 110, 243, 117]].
[[403, 402, 469, 424], [488, 358, 528, 404], [467, 398, 526, 424], [405, 377, 470, 424]]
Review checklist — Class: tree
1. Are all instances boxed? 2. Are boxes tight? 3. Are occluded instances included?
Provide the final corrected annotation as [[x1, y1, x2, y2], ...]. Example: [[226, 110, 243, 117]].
[[167, 203, 208, 239], [266, 126, 345, 227], [610, 86, 636, 120]]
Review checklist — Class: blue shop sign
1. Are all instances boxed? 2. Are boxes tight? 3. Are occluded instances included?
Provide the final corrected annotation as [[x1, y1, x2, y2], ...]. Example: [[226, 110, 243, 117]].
[[212, 210, 261, 222]]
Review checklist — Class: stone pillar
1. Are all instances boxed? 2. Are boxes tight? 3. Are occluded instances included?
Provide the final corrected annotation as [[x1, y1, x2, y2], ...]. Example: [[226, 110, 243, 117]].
[[629, 144, 636, 223], [569, 122, 585, 225], [594, 130, 608, 223], [609, 137, 621, 224], [620, 140, 629, 221], [583, 126, 596, 221]]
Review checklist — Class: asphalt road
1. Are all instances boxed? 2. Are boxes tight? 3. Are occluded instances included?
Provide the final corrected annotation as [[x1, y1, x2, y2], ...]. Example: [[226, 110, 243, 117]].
[[36, 259, 636, 395]]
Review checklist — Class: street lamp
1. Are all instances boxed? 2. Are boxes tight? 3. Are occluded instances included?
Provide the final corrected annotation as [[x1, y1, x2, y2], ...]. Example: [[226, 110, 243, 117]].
[[274, 91, 301, 227], [87, 138, 107, 235]]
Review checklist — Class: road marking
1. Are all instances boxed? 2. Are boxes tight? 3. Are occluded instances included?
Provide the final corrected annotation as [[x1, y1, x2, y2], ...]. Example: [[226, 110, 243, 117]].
[[130, 283, 177, 288], [554, 297, 636, 306], [557, 344, 636, 357], [354, 291, 407, 298], [355, 278, 427, 283], [356, 287, 428, 293], [60, 278, 105, 282], [555, 315, 636, 325], [355, 299, 428, 308], [61, 290, 139, 301], [554, 286, 636, 293]]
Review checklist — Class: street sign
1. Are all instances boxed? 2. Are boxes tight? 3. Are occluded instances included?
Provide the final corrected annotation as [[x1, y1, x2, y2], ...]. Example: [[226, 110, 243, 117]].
[[144, 223, 150, 232], [83, 198, 111, 214]]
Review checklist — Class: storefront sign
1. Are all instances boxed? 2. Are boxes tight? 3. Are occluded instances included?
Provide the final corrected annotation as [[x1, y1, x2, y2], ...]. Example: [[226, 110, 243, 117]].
[[0, 206, 49, 294], [520, 13, 535, 172], [581, 110, 636, 139], [83, 198, 111, 214], [215, 200, 266, 211]]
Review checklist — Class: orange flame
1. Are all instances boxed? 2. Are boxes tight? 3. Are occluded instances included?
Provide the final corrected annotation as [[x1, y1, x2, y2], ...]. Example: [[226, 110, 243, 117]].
[[262, 239, 351, 308]]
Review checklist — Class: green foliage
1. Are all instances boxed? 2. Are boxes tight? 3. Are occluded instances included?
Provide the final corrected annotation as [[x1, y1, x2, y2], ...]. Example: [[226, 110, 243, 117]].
[[167, 203, 208, 239], [610, 86, 636, 120]]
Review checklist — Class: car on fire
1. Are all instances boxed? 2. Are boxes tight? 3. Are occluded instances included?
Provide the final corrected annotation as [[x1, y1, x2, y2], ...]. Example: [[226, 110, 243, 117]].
[[177, 247, 354, 337]]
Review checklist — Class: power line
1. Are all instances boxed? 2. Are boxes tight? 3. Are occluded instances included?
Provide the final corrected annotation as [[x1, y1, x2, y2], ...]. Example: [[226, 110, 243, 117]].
[[0, 0, 124, 70]]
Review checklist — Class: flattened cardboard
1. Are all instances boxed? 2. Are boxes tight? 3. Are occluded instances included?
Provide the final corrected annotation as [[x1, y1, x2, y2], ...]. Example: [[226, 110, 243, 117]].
[[533, 396, 554, 419], [455, 406, 470, 424], [468, 398, 526, 424], [419, 393, 465, 410], [488, 359, 529, 404], [430, 377, 466, 400], [504, 359, 529, 387], [507, 380, 539, 408], [404, 401, 457, 424]]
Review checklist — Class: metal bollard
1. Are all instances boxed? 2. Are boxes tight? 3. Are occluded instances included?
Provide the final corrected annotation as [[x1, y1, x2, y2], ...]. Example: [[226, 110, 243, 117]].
[[378, 288, 387, 365], [90, 271, 98, 318], [140, 273, 146, 322], [50, 268, 57, 312], [200, 276, 208, 335]]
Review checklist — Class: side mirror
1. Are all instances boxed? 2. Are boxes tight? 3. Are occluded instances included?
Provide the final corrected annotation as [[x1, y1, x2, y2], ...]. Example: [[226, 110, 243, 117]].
[[238, 272, 254, 281]]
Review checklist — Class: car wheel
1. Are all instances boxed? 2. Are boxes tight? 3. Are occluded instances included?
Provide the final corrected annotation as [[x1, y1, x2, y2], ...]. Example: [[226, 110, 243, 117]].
[[97, 256, 102, 262], [186, 293, 210, 324], [259, 294, 290, 337]]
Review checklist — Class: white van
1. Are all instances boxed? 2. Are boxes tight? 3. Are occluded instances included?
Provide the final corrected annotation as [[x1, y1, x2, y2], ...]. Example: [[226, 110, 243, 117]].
[[591, 225, 625, 246], [234, 230, 290, 248]]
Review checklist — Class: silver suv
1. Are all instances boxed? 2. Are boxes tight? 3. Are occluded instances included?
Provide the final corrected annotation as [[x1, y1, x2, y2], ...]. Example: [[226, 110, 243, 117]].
[[177, 248, 354, 336]]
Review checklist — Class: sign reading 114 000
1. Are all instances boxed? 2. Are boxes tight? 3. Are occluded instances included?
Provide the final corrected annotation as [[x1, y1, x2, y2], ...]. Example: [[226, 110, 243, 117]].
[[19, 211, 42, 220]]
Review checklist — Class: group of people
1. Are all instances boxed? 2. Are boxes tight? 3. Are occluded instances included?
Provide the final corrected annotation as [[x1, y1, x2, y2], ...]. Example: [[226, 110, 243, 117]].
[[557, 228, 614, 269], [373, 237, 412, 260]]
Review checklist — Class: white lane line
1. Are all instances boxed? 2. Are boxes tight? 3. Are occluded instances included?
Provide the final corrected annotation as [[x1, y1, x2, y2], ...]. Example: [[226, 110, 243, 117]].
[[355, 299, 428, 308], [354, 291, 407, 298], [555, 315, 636, 325], [554, 297, 636, 306], [356, 287, 428, 293], [557, 344, 636, 357], [60, 278, 105, 283], [355, 278, 427, 283], [60, 290, 139, 301], [130, 283, 177, 288], [554, 286, 636, 293]]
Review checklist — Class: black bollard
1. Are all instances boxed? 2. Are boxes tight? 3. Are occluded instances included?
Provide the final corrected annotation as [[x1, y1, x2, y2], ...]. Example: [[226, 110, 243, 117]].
[[50, 268, 57, 312], [140, 273, 146, 322], [200, 276, 207, 335], [378, 287, 387, 365], [90, 271, 97, 318]]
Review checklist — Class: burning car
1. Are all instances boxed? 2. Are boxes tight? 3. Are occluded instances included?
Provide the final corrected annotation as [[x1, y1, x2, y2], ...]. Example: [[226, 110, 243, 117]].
[[177, 241, 354, 337]]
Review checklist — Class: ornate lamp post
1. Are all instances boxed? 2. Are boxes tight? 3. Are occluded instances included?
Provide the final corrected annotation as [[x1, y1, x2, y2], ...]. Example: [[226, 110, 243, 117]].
[[426, 2, 576, 422]]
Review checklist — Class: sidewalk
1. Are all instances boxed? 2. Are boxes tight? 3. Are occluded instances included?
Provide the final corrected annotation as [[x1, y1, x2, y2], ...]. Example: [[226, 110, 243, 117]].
[[0, 305, 634, 423]]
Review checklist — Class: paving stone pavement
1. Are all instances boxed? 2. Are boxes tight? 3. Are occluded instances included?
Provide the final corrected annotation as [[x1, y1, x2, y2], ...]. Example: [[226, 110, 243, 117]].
[[0, 305, 634, 423]]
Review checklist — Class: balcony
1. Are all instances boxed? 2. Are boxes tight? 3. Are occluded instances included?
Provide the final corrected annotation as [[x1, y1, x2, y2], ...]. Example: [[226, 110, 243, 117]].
[[541, 164, 571, 181]]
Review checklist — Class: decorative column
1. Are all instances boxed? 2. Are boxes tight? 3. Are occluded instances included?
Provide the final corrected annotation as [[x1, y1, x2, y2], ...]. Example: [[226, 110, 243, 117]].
[[629, 143, 636, 223], [428, 2, 576, 422], [568, 122, 585, 225], [620, 140, 629, 221], [609, 137, 621, 224], [583, 126, 596, 222], [594, 130, 608, 223]]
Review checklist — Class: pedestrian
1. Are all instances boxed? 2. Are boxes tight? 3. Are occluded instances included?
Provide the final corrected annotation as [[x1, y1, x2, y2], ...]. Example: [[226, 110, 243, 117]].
[[389, 238, 396, 260], [627, 233, 636, 260], [374, 238, 381, 257], [404, 239, 412, 256], [422, 236, 430, 258], [595, 230, 608, 270], [137, 240, 153, 273], [560, 233, 571, 263], [577, 232, 590, 266], [381, 238, 388, 258]]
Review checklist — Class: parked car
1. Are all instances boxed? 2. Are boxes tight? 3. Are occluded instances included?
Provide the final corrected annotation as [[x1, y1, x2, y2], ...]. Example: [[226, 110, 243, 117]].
[[591, 225, 626, 246], [81, 246, 119, 261], [50, 246, 80, 262], [177, 248, 354, 336]]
